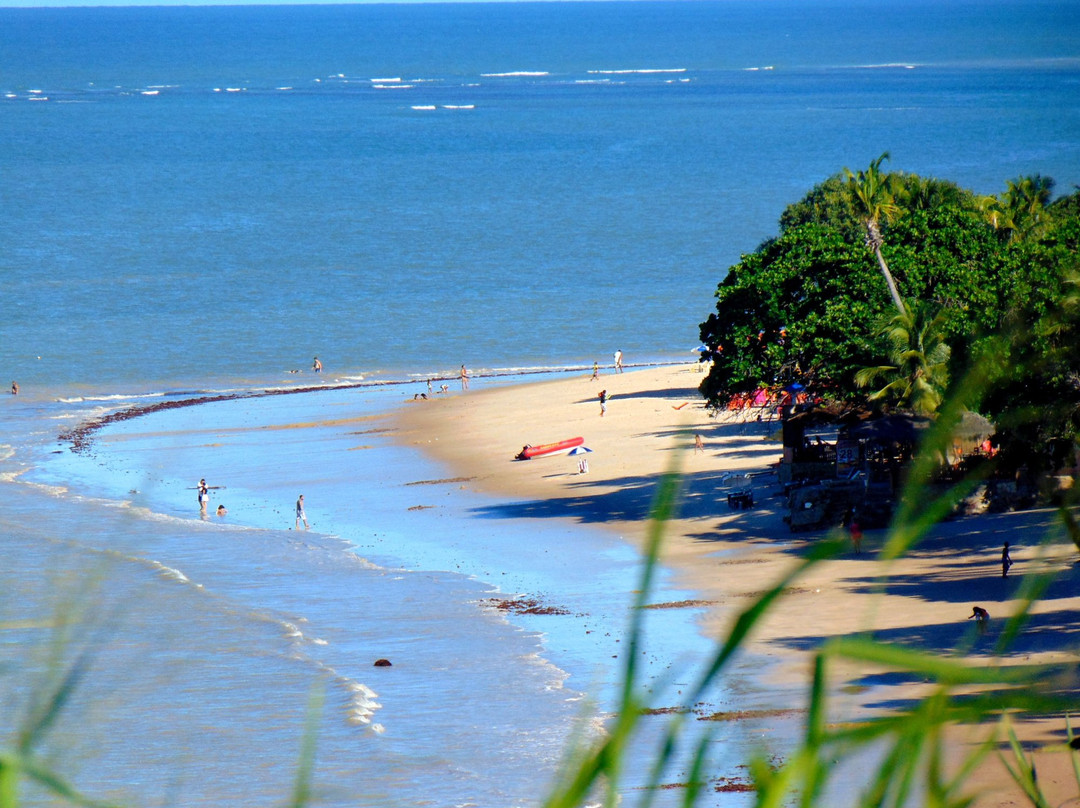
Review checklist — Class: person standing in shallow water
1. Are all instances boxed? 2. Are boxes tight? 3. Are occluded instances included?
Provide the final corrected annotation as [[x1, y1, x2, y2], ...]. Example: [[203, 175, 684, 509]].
[[460, 364, 469, 391], [296, 494, 309, 529], [1002, 542, 1013, 578], [312, 356, 322, 373], [11, 381, 18, 395]]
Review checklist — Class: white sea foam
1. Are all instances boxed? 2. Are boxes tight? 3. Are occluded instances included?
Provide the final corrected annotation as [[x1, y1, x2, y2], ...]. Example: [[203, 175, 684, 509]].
[[152, 561, 193, 585], [371, 77, 401, 83], [587, 68, 686, 75], [22, 481, 68, 496], [56, 391, 166, 405], [344, 680, 382, 725], [141, 90, 160, 96], [442, 104, 474, 110], [411, 105, 437, 110], [743, 66, 775, 71], [481, 71, 549, 77], [373, 84, 413, 90], [845, 63, 918, 70], [306, 660, 383, 729]]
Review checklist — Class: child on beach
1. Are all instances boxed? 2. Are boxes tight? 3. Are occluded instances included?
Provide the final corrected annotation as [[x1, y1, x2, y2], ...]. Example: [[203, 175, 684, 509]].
[[598, 389, 607, 417]]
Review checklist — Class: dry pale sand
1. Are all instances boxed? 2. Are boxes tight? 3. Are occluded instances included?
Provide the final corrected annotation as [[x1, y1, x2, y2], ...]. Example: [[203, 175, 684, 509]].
[[394, 364, 1080, 806]]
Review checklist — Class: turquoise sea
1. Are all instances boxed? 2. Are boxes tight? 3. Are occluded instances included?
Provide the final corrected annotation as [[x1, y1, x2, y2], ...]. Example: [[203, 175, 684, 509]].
[[2, 1, 1079, 804]]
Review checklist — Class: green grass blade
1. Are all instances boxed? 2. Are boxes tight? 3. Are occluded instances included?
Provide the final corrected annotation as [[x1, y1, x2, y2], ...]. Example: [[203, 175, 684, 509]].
[[286, 683, 324, 808]]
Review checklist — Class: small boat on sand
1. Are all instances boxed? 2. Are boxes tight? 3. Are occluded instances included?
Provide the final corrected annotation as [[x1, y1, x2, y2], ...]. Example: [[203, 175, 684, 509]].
[[515, 436, 584, 460]]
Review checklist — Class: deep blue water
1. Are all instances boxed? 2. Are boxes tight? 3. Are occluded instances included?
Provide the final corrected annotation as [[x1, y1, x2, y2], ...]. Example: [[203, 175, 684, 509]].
[[1, 1, 1079, 805], [3, 0, 1079, 391]]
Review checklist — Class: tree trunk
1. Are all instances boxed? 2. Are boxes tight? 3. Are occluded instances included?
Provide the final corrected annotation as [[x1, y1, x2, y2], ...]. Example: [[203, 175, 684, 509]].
[[874, 246, 907, 315]]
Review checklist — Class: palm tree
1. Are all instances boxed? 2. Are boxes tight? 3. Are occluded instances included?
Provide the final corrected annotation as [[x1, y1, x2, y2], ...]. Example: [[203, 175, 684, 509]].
[[844, 152, 907, 315], [855, 302, 951, 415], [975, 193, 1006, 231], [999, 174, 1055, 242]]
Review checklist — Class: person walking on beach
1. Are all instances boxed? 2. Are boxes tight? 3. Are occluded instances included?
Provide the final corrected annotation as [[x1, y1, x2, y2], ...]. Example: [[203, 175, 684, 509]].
[[296, 494, 309, 529], [460, 364, 469, 391], [849, 519, 863, 555], [694, 433, 705, 453], [591, 361, 599, 381], [1002, 542, 1013, 578], [598, 389, 607, 417], [313, 356, 322, 373], [614, 349, 623, 373]]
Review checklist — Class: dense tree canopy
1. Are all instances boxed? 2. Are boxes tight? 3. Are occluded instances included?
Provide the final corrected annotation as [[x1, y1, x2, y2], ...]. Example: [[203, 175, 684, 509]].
[[698, 165, 1080, 472]]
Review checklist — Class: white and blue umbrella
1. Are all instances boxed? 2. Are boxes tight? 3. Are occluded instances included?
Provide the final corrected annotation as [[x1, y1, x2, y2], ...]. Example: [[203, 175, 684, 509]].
[[567, 445, 593, 455]]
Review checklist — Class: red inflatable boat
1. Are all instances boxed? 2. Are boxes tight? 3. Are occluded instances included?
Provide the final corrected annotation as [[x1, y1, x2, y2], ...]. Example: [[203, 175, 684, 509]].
[[515, 436, 584, 460]]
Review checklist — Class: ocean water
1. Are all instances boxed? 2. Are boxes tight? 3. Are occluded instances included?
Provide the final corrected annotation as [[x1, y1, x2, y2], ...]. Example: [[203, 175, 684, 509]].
[[2, 0, 1079, 805]]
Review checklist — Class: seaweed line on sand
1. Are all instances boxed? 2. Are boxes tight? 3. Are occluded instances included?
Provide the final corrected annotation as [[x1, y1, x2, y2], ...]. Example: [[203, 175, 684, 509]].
[[405, 477, 476, 487], [639, 599, 717, 610], [697, 707, 807, 723], [481, 597, 577, 616]]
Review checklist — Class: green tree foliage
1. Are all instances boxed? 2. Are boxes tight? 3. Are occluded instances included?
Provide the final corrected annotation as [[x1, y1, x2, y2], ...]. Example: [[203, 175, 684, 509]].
[[698, 167, 1080, 469], [977, 211, 1080, 473], [855, 302, 951, 415]]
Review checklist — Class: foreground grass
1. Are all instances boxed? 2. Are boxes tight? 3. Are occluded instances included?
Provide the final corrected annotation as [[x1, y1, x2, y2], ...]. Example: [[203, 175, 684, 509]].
[[542, 427, 1080, 807]]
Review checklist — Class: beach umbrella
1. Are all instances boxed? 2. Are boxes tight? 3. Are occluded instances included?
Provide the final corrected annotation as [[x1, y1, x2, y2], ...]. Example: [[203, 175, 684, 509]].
[[567, 446, 593, 455]]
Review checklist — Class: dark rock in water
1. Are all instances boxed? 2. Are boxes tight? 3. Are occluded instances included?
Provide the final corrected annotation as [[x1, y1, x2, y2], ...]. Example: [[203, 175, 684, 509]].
[[373, 658, 392, 667]]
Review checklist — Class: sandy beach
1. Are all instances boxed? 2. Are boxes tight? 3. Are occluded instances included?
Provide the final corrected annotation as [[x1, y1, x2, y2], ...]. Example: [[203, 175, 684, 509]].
[[395, 363, 1080, 806]]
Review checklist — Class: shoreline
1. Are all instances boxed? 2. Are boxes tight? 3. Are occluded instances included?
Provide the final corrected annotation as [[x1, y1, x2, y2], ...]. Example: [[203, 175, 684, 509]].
[[393, 363, 1080, 806]]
